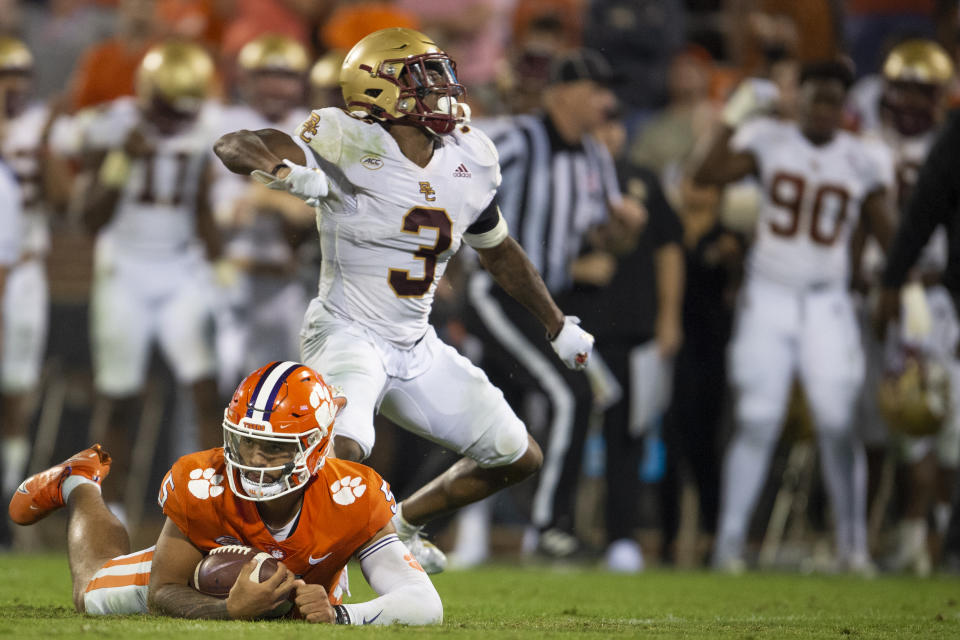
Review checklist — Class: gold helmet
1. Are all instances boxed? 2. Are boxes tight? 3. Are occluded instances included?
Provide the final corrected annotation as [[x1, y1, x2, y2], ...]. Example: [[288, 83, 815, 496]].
[[877, 351, 950, 437], [0, 36, 32, 73], [136, 40, 215, 115], [310, 50, 346, 90], [883, 39, 954, 86], [881, 39, 954, 137], [340, 27, 467, 134], [238, 34, 309, 73]]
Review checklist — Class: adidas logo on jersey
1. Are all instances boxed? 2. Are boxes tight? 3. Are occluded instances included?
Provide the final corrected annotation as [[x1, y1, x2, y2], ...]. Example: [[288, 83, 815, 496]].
[[453, 163, 471, 178]]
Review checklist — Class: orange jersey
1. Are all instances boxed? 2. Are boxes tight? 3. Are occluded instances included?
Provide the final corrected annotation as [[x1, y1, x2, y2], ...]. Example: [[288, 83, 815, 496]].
[[158, 449, 396, 602]]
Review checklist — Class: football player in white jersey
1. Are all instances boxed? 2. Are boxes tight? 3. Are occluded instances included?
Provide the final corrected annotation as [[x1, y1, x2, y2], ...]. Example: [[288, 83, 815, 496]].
[[693, 60, 896, 573], [77, 41, 223, 506], [0, 154, 24, 546], [0, 37, 72, 505], [852, 40, 957, 574], [211, 35, 314, 393], [215, 28, 595, 573]]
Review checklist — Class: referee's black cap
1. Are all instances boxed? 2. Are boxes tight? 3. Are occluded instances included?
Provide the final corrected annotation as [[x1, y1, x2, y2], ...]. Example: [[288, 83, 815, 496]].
[[548, 49, 625, 86]]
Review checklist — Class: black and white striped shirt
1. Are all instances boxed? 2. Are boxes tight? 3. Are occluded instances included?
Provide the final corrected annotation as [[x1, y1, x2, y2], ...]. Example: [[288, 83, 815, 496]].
[[476, 114, 622, 294]]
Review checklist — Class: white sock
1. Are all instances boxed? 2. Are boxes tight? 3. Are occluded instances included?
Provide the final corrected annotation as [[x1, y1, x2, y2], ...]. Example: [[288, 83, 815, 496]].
[[900, 518, 927, 553], [934, 502, 952, 536], [2, 436, 30, 496], [715, 419, 780, 564], [392, 503, 418, 536], [816, 428, 865, 559], [61, 475, 99, 503]]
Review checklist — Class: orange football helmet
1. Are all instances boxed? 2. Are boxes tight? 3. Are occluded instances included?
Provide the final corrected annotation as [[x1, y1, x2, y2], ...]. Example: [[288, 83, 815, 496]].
[[223, 361, 345, 501]]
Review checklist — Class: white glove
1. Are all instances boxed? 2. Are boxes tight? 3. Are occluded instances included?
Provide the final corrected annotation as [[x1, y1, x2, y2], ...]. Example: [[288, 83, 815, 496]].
[[550, 316, 594, 371], [251, 159, 328, 206], [722, 78, 780, 128]]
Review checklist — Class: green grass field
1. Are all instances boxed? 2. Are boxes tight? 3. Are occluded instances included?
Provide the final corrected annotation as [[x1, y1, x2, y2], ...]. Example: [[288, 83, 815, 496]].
[[1, 553, 958, 638]]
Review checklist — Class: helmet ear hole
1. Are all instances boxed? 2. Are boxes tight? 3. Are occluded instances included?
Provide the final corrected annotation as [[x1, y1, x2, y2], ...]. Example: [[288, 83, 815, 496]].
[[365, 88, 382, 98]]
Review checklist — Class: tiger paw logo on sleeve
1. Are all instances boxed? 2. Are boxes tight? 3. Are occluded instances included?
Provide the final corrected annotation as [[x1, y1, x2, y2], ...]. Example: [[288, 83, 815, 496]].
[[188, 467, 225, 499], [330, 475, 366, 505]]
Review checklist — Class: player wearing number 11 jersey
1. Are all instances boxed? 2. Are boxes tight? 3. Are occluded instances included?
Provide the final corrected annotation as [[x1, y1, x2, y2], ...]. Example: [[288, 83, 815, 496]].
[[215, 28, 597, 573], [693, 60, 895, 573], [77, 41, 224, 497]]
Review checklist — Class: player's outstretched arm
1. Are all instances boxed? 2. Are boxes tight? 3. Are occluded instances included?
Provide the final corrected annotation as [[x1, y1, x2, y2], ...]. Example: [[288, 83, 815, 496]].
[[315, 522, 442, 626], [476, 237, 594, 370], [690, 79, 776, 187], [690, 124, 758, 187], [147, 518, 296, 620], [213, 128, 306, 177]]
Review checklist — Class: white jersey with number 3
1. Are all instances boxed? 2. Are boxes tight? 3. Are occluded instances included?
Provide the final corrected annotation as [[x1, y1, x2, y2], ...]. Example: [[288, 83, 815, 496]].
[[733, 117, 894, 288], [294, 107, 501, 348]]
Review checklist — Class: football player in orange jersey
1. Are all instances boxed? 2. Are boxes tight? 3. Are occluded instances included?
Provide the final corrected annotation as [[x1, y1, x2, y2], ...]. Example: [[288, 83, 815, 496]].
[[8, 362, 442, 625]]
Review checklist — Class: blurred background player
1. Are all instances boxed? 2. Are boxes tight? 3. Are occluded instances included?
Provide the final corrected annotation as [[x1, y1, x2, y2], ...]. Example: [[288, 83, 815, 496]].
[[0, 35, 70, 534], [0, 91, 23, 545], [8, 362, 443, 625], [308, 49, 345, 111], [694, 60, 896, 573], [76, 40, 223, 517], [211, 34, 315, 394], [849, 39, 957, 574]]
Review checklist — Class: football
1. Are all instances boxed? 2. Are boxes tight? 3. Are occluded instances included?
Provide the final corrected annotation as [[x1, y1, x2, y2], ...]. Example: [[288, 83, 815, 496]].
[[191, 545, 279, 598]]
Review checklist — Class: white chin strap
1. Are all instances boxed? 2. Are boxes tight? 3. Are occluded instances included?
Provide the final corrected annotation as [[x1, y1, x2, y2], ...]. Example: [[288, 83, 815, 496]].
[[240, 474, 286, 499]]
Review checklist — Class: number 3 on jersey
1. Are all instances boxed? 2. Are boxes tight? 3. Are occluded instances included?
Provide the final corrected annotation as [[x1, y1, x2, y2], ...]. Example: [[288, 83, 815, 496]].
[[388, 207, 452, 298]]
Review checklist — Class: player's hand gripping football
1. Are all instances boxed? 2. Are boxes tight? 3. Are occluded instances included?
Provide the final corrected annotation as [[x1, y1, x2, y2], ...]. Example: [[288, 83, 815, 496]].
[[551, 316, 594, 371], [224, 558, 296, 620], [251, 159, 328, 206], [292, 579, 336, 623]]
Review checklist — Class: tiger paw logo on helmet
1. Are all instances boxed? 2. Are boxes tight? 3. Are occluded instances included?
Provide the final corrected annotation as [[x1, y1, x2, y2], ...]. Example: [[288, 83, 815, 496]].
[[330, 475, 366, 505], [188, 467, 225, 499]]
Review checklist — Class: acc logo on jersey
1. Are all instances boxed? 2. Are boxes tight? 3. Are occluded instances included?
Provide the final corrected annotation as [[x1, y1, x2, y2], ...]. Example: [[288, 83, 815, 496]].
[[188, 467, 225, 499], [299, 112, 321, 143], [360, 155, 383, 170], [330, 475, 366, 505]]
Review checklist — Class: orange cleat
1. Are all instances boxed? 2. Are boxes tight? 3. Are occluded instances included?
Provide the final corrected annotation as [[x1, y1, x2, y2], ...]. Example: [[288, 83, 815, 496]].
[[8, 444, 112, 525]]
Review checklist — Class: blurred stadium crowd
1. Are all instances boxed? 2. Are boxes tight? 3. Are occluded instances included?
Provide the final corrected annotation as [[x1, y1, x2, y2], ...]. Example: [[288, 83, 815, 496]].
[[1, 0, 960, 579]]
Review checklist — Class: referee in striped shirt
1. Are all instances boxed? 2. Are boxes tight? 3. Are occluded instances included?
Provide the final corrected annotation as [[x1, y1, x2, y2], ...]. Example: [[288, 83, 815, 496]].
[[468, 49, 643, 558]]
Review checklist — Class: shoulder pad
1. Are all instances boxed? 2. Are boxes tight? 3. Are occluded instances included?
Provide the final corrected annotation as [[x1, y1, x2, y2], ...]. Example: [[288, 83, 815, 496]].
[[294, 107, 345, 165]]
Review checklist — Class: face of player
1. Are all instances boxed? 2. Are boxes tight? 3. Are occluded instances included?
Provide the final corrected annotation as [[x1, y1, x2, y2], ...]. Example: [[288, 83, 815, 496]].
[[557, 80, 618, 134], [797, 77, 845, 145], [882, 81, 940, 136], [246, 71, 306, 123], [229, 434, 299, 484], [141, 93, 200, 137], [0, 72, 31, 119], [396, 61, 466, 134]]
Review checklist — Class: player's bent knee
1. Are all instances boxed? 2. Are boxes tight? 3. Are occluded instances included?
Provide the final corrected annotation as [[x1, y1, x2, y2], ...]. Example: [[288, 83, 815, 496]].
[[495, 435, 542, 482], [735, 396, 784, 434]]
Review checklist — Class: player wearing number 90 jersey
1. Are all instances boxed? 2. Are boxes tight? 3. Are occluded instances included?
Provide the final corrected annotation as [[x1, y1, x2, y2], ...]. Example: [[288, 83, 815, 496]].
[[694, 60, 895, 573], [731, 116, 894, 289]]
